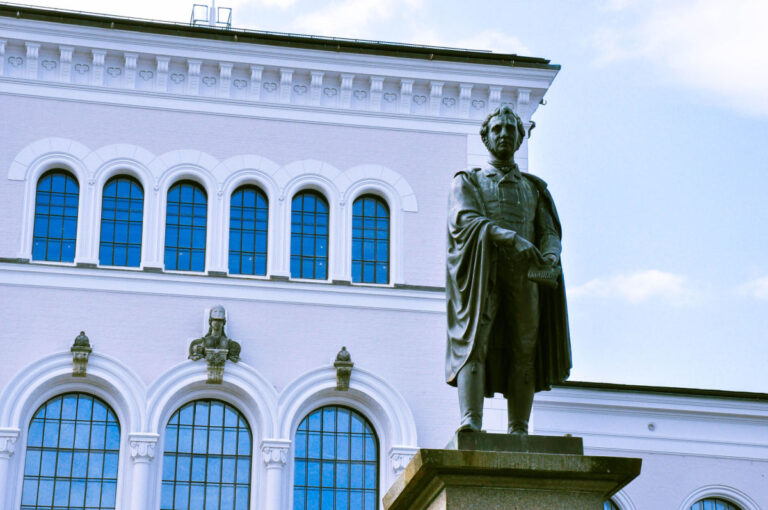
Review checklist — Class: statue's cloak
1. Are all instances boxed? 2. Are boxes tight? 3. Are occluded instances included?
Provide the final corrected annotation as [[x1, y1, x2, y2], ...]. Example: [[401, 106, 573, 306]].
[[445, 168, 571, 396]]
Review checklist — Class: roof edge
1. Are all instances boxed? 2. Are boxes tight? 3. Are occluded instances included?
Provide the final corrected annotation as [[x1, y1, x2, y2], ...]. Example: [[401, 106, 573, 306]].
[[557, 380, 768, 402], [0, 3, 561, 70]]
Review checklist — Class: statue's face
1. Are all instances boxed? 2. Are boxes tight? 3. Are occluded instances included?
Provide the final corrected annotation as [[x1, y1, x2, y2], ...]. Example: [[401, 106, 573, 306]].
[[487, 114, 519, 161], [211, 318, 224, 334]]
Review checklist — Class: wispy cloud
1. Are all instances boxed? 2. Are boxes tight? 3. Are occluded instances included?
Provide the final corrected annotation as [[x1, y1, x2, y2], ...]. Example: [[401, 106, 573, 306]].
[[739, 276, 768, 300], [290, 0, 424, 39], [569, 269, 699, 305], [591, 0, 768, 116]]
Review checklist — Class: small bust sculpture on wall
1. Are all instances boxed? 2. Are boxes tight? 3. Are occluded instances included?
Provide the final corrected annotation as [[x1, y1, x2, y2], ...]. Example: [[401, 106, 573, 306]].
[[188, 305, 241, 383]]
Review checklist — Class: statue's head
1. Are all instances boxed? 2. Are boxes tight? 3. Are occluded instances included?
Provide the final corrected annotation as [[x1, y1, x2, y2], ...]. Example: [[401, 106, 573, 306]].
[[479, 105, 526, 160], [208, 305, 226, 334]]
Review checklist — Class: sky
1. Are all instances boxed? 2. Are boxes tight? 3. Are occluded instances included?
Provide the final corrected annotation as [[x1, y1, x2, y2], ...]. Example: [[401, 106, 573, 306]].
[[13, 0, 768, 393]]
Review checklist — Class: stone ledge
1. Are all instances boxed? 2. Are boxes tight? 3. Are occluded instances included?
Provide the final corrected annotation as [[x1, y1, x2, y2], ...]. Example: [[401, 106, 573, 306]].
[[384, 449, 641, 510], [446, 430, 583, 455]]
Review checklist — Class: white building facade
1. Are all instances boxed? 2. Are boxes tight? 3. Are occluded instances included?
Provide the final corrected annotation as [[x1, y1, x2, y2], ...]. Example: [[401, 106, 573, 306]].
[[0, 5, 765, 510]]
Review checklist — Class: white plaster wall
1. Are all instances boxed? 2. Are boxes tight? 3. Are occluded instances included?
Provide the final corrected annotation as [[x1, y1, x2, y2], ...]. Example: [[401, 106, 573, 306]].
[[0, 94, 465, 287], [0, 283, 457, 450]]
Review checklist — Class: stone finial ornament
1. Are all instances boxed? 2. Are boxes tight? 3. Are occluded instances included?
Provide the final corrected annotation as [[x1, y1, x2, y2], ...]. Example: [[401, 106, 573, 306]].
[[334, 346, 354, 391], [71, 331, 92, 377], [188, 305, 241, 384]]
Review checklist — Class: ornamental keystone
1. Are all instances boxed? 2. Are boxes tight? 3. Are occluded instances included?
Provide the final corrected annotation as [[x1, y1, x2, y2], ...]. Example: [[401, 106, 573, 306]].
[[334, 346, 354, 391], [70, 331, 92, 377]]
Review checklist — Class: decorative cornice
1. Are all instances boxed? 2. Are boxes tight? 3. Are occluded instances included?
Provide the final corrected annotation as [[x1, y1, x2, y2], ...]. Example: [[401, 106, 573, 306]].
[[0, 17, 554, 125], [261, 439, 291, 467], [129, 433, 159, 463]]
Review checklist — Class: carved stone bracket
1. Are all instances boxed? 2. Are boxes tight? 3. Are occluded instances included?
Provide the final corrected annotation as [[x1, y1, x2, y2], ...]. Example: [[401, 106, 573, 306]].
[[334, 346, 354, 391], [70, 331, 92, 377], [389, 446, 418, 477], [129, 433, 159, 464], [261, 439, 290, 468], [205, 348, 228, 384], [0, 429, 20, 460]]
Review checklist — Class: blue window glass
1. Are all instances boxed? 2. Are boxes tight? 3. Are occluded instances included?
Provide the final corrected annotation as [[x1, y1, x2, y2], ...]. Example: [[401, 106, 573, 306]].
[[21, 393, 120, 510], [229, 185, 268, 275], [293, 406, 378, 510], [290, 191, 328, 279], [32, 170, 79, 262], [690, 498, 741, 510], [165, 181, 207, 272], [99, 175, 143, 267], [351, 195, 389, 284], [161, 400, 252, 510], [604, 500, 620, 510]]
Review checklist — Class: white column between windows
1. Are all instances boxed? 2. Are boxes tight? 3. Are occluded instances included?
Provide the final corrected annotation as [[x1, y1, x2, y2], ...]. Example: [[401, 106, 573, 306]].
[[261, 439, 291, 510], [0, 428, 20, 506], [129, 432, 159, 510]]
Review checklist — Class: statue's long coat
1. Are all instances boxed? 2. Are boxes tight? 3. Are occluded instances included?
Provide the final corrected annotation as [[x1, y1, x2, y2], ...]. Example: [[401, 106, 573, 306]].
[[445, 168, 571, 396]]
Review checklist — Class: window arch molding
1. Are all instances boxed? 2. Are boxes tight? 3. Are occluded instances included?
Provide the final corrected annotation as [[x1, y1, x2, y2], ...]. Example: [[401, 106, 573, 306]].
[[146, 361, 278, 510], [219, 170, 280, 276], [153, 167, 217, 272], [0, 351, 145, 510], [279, 173, 340, 280], [610, 489, 637, 510], [678, 485, 759, 510], [87, 160, 153, 267], [343, 182, 401, 285], [278, 364, 418, 499], [16, 155, 89, 263]]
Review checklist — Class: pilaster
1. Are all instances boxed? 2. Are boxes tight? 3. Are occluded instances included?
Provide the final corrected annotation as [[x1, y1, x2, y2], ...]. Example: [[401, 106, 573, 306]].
[[187, 58, 202, 95], [399, 78, 414, 114], [219, 62, 233, 98], [250, 64, 263, 100], [261, 439, 291, 510], [279, 68, 293, 103], [340, 73, 354, 109], [124, 52, 138, 89], [91, 49, 106, 86]]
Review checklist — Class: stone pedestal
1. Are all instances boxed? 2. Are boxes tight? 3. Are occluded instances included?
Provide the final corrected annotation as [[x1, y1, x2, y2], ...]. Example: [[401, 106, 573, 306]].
[[383, 433, 641, 510]]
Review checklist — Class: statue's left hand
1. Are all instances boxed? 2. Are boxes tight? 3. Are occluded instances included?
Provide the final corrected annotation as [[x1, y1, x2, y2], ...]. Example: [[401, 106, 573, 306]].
[[544, 253, 559, 266]]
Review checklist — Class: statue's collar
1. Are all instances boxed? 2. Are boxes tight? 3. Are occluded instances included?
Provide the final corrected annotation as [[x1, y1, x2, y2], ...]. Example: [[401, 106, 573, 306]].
[[486, 160, 521, 180]]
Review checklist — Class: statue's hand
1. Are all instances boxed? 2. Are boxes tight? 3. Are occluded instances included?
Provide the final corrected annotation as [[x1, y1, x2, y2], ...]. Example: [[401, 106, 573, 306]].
[[543, 253, 559, 266], [512, 235, 544, 263]]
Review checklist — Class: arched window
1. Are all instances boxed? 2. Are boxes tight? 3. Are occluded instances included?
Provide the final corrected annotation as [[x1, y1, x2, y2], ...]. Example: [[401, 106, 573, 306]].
[[293, 406, 378, 510], [21, 393, 120, 509], [351, 195, 389, 284], [690, 498, 741, 510], [165, 181, 207, 272], [32, 170, 79, 262], [161, 399, 252, 510], [99, 175, 144, 267], [604, 500, 620, 510], [229, 185, 268, 275], [290, 191, 329, 280]]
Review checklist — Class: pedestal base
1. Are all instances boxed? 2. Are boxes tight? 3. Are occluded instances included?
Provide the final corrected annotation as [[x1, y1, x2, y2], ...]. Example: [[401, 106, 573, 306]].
[[383, 444, 641, 510]]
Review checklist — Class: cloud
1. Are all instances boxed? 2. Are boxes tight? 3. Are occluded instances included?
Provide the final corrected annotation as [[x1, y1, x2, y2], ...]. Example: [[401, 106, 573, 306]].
[[290, 0, 424, 39], [591, 0, 768, 117], [739, 276, 768, 300], [569, 270, 698, 305], [429, 30, 530, 55]]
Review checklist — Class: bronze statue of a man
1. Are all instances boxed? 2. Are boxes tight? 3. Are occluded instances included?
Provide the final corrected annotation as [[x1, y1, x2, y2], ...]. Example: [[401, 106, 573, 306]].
[[446, 105, 571, 435]]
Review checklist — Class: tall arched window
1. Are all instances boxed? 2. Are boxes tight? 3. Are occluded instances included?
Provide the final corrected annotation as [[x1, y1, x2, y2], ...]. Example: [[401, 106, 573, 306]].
[[99, 175, 144, 267], [690, 499, 741, 510], [161, 400, 252, 510], [165, 181, 207, 272], [21, 393, 120, 509], [32, 170, 79, 262], [351, 195, 389, 284], [290, 191, 329, 280], [229, 185, 268, 276], [293, 406, 378, 510]]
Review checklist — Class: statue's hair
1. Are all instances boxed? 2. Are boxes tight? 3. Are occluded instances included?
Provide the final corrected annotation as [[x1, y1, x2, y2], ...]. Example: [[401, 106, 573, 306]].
[[479, 105, 526, 153]]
